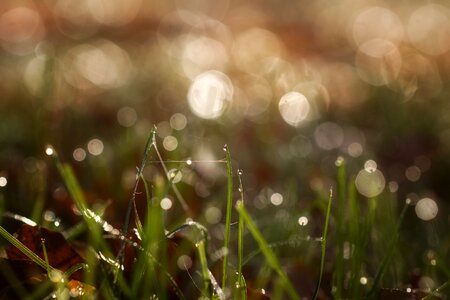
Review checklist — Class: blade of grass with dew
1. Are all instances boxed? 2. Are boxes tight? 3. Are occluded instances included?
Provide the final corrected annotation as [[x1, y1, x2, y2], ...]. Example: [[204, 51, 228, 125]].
[[236, 169, 247, 300], [120, 127, 155, 257], [222, 144, 233, 289], [236, 201, 301, 300], [422, 279, 450, 300], [0, 225, 52, 272], [366, 200, 410, 298], [348, 178, 363, 297], [41, 239, 52, 277], [153, 132, 190, 215], [313, 187, 333, 300], [197, 240, 211, 297], [131, 173, 175, 298], [333, 157, 346, 299], [55, 161, 106, 248], [51, 150, 127, 295], [208, 269, 225, 300], [143, 175, 168, 300]]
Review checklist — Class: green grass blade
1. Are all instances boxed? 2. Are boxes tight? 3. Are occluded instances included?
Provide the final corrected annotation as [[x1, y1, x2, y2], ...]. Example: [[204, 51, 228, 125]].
[[122, 127, 155, 238], [222, 144, 233, 289], [333, 157, 346, 299], [313, 187, 333, 300], [366, 200, 410, 298], [422, 279, 450, 300], [236, 169, 247, 299], [197, 240, 211, 297], [153, 132, 190, 214], [236, 201, 301, 300], [0, 225, 52, 272]]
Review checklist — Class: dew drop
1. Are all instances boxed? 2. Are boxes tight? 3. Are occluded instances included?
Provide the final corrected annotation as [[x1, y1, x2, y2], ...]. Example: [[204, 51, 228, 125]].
[[237, 169, 243, 176], [45, 145, 54, 156], [49, 269, 63, 283], [0, 177, 7, 187], [360, 277, 368, 285], [298, 216, 308, 226], [186, 159, 193, 166], [364, 160, 377, 173], [223, 144, 228, 152], [335, 156, 345, 167]]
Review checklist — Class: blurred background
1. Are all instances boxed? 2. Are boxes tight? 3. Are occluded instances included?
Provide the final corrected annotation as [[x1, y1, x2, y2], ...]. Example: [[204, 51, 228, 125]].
[[0, 0, 449, 297]]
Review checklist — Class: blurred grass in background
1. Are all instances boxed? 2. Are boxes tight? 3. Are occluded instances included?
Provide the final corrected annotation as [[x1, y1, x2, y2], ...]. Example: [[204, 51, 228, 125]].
[[0, 0, 449, 298]]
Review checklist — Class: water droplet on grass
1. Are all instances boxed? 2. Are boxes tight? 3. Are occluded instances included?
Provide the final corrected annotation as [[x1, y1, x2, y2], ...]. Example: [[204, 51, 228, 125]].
[[364, 160, 377, 173], [45, 145, 54, 156], [223, 144, 228, 152], [335, 156, 345, 167], [237, 169, 243, 175], [298, 216, 308, 226], [49, 269, 63, 283], [186, 159, 193, 165]]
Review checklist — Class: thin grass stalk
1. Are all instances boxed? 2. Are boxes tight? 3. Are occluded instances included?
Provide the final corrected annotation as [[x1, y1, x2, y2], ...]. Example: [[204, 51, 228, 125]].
[[0, 225, 52, 271], [312, 187, 333, 300], [236, 169, 247, 299], [197, 240, 211, 297], [333, 157, 346, 299], [236, 201, 301, 300], [153, 133, 190, 214], [121, 128, 155, 246], [31, 170, 47, 224], [222, 144, 233, 289], [422, 279, 450, 300], [348, 179, 363, 297], [366, 200, 410, 298]]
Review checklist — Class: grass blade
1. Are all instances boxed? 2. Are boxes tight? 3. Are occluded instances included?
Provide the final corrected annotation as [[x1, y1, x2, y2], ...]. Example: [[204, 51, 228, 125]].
[[312, 187, 333, 300], [0, 225, 52, 272], [333, 157, 346, 299], [197, 240, 211, 297], [236, 201, 301, 300], [122, 127, 155, 240], [236, 169, 247, 299], [222, 144, 233, 289], [422, 279, 450, 300], [366, 200, 410, 298]]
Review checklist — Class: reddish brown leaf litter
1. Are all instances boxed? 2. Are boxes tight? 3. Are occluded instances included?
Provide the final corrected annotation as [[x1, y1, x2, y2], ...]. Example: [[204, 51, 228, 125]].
[[5, 224, 84, 281]]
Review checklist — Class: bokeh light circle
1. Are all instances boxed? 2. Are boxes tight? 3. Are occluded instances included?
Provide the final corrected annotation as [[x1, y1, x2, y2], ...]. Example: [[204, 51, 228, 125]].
[[352, 7, 404, 47], [415, 198, 438, 221], [355, 169, 386, 198], [407, 4, 450, 56], [278, 92, 310, 127], [187, 70, 233, 119], [355, 38, 402, 86]]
